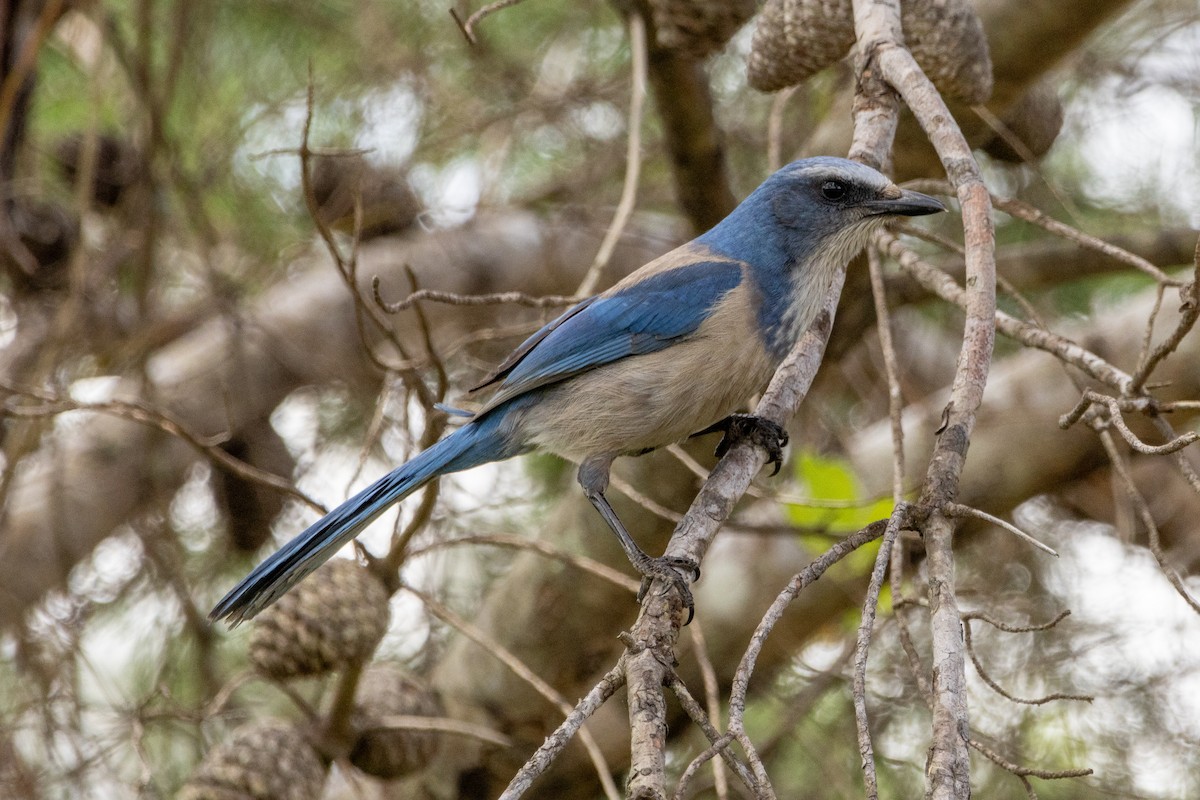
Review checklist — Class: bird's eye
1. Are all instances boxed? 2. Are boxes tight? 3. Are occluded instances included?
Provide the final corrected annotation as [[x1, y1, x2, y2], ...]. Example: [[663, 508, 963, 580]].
[[821, 180, 848, 201]]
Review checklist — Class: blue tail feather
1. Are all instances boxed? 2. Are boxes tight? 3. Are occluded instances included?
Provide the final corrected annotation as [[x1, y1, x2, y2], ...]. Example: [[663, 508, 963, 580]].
[[210, 412, 519, 625]]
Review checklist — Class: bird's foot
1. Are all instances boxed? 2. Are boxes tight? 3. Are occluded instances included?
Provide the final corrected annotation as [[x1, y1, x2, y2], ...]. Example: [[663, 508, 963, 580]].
[[634, 555, 700, 625], [693, 414, 789, 476]]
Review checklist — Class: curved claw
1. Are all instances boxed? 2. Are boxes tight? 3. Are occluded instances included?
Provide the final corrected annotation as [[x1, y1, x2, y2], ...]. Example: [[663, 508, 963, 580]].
[[634, 556, 700, 625], [695, 414, 789, 476]]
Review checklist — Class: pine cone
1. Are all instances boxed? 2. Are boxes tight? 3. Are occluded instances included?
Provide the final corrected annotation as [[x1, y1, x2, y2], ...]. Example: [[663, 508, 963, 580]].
[[982, 82, 1064, 162], [649, 0, 758, 59], [310, 154, 422, 240], [747, 0, 854, 92], [179, 721, 327, 800], [747, 0, 993, 104], [903, 0, 992, 105], [248, 559, 390, 680], [349, 665, 444, 779]]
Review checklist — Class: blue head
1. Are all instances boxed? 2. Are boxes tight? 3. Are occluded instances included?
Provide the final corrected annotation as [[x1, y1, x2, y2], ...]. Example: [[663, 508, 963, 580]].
[[697, 157, 944, 357], [698, 157, 944, 265]]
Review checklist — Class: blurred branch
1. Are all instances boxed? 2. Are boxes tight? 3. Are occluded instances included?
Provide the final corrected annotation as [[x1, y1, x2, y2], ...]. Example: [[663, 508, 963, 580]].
[[1131, 236, 1200, 391], [409, 585, 623, 800], [962, 613, 1093, 706], [575, 10, 647, 297], [852, 506, 907, 800], [632, 0, 737, 232], [451, 0, 531, 45], [0, 382, 324, 513], [499, 661, 626, 800]]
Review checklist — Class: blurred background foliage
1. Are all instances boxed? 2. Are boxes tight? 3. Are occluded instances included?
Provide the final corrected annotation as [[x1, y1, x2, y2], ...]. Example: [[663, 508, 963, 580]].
[[1, 0, 1199, 798]]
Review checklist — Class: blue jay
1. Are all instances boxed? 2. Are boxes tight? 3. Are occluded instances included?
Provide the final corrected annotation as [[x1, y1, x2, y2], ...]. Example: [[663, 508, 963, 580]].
[[211, 157, 943, 625]]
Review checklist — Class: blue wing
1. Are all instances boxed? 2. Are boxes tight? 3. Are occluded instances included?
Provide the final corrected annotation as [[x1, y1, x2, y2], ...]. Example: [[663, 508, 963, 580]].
[[473, 260, 744, 410]]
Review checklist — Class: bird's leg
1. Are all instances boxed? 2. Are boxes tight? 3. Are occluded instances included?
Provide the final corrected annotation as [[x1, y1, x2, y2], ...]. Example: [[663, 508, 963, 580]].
[[691, 413, 789, 476], [577, 456, 699, 624]]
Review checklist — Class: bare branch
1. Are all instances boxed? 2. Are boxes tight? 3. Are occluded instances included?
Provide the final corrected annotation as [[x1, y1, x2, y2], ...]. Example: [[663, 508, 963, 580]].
[[0, 383, 323, 513], [880, 232, 1136, 394], [961, 609, 1071, 634], [372, 281, 577, 314], [451, 0, 531, 45], [729, 521, 888, 734], [1059, 389, 1199, 456], [943, 503, 1060, 557], [967, 736, 1093, 780], [407, 533, 641, 593], [367, 714, 514, 748], [575, 10, 647, 297], [666, 675, 759, 795], [867, 247, 906, 501], [499, 661, 626, 800], [1097, 431, 1200, 614], [687, 620, 730, 800], [852, 505, 908, 800], [962, 619, 1093, 706], [990, 194, 1181, 287], [1130, 237, 1200, 391], [406, 586, 622, 800]]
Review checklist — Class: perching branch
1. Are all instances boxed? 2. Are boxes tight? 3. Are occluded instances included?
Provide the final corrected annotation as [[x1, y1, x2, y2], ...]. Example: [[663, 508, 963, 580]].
[[851, 2, 999, 798]]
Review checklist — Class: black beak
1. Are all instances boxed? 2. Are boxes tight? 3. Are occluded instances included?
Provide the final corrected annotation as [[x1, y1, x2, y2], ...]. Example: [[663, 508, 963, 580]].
[[864, 188, 946, 218]]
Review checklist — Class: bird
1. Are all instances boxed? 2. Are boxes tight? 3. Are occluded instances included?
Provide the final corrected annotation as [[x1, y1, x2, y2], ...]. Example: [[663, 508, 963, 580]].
[[210, 156, 944, 625]]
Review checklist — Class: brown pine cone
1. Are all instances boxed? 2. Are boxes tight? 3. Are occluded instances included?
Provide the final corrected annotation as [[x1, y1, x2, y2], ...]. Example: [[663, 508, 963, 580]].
[[747, 0, 993, 104], [982, 82, 1064, 162], [747, 0, 854, 92], [348, 665, 444, 779], [903, 0, 993, 105], [649, 0, 758, 59], [248, 559, 390, 680], [178, 721, 327, 800], [310, 154, 422, 240]]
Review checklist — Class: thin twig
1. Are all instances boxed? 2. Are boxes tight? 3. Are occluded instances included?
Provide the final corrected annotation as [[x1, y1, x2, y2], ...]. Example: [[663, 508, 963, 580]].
[[889, 537, 931, 704], [729, 521, 888, 736], [967, 736, 1093, 780], [575, 10, 647, 297], [1149, 415, 1200, 496], [961, 609, 1072, 634], [372, 281, 577, 313], [296, 75, 434, 405], [367, 714, 514, 748], [962, 620, 1092, 706], [991, 194, 1181, 286], [451, 0, 530, 46], [1097, 430, 1200, 614], [0, 0, 66, 156], [673, 732, 735, 800], [880, 232, 1136, 395], [1129, 238, 1200, 391], [910, 180, 1182, 287], [867, 246, 906, 501], [0, 384, 323, 513], [666, 675, 759, 795], [943, 502, 1060, 557], [409, 586, 623, 800], [1059, 390, 1199, 455], [687, 619, 730, 800], [498, 661, 625, 800], [406, 533, 640, 593], [852, 505, 907, 800]]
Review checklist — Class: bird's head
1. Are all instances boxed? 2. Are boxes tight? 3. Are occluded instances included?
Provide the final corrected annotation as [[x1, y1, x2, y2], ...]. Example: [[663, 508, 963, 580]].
[[762, 156, 944, 234], [701, 157, 944, 264]]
